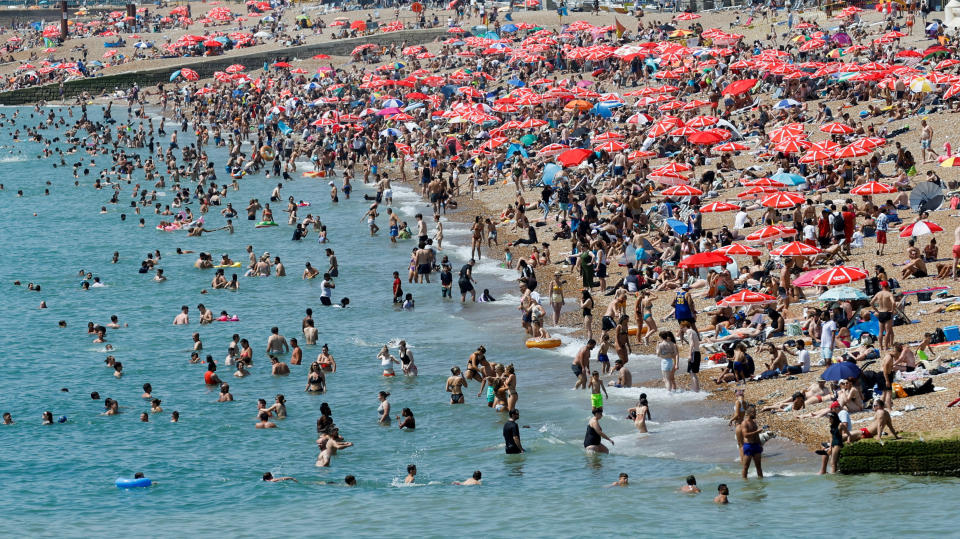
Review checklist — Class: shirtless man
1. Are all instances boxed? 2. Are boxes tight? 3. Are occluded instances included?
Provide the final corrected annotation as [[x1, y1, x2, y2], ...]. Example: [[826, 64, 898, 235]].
[[173, 305, 189, 325], [415, 245, 433, 284], [270, 355, 290, 376], [573, 339, 595, 390], [871, 281, 896, 351], [738, 406, 764, 479], [608, 359, 632, 388], [303, 319, 318, 345], [847, 400, 900, 442], [920, 119, 937, 163], [388, 209, 399, 244], [453, 471, 482, 486], [255, 411, 277, 429], [445, 366, 467, 404], [266, 326, 289, 355]]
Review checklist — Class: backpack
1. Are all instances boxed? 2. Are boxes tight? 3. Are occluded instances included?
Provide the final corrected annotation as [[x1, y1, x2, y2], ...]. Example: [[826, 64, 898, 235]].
[[832, 213, 845, 233]]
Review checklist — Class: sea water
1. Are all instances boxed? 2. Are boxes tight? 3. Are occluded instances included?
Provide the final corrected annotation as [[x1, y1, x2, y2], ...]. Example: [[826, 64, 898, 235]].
[[0, 106, 957, 537]]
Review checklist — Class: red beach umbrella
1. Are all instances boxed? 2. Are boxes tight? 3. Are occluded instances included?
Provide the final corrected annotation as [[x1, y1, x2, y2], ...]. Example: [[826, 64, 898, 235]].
[[713, 243, 762, 256], [678, 252, 732, 268], [718, 290, 778, 306], [811, 265, 868, 286], [769, 241, 822, 257]]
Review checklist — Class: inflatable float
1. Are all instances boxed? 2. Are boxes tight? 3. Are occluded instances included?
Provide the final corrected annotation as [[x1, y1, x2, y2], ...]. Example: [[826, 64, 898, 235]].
[[116, 477, 152, 489], [214, 262, 242, 268], [260, 145, 276, 161], [255, 221, 278, 228], [525, 338, 562, 349], [302, 170, 325, 178]]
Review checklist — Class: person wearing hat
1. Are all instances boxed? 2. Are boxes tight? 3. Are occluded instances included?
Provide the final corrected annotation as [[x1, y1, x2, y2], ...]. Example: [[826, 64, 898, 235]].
[[672, 283, 697, 332]]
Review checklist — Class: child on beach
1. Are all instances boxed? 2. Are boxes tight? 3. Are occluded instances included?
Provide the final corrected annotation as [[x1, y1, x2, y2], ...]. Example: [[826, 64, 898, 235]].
[[504, 246, 513, 269], [597, 333, 612, 375]]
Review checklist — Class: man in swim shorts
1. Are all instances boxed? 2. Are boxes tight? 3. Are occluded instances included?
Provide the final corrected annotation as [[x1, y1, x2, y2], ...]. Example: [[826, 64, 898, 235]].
[[738, 406, 764, 479], [572, 340, 595, 390], [870, 281, 896, 351]]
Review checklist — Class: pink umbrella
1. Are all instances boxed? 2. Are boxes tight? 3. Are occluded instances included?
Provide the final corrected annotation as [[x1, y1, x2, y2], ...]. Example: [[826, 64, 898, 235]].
[[898, 220, 943, 238], [717, 290, 777, 307], [769, 241, 822, 257], [811, 265, 868, 286], [792, 268, 829, 287]]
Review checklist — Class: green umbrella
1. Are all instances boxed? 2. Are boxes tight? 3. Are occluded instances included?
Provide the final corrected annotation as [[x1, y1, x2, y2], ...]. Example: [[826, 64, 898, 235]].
[[519, 133, 537, 146]]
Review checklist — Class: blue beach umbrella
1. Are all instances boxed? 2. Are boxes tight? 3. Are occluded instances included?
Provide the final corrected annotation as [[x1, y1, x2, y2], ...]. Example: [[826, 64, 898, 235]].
[[818, 286, 868, 301], [507, 78, 525, 87], [773, 98, 801, 109], [665, 218, 689, 235], [380, 128, 402, 137], [821, 361, 861, 381], [541, 163, 561, 185], [381, 99, 404, 108], [169, 70, 181, 81], [501, 23, 518, 33], [771, 171, 806, 185]]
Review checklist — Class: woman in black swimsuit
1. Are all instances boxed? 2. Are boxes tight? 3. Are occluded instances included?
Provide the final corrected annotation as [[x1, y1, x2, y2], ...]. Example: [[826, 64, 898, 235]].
[[584, 407, 614, 453], [397, 340, 417, 376], [581, 290, 594, 342]]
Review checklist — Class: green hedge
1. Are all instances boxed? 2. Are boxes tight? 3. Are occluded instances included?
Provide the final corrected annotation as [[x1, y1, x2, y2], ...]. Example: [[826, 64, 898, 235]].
[[838, 439, 960, 476]]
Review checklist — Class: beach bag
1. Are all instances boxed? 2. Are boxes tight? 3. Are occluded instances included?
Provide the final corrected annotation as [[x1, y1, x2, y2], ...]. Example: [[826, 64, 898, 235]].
[[891, 382, 908, 399], [786, 322, 802, 337], [933, 328, 946, 344], [906, 165, 917, 176]]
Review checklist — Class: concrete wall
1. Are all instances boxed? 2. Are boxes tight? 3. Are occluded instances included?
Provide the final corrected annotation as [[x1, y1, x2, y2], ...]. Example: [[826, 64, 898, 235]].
[[0, 27, 448, 105], [0, 7, 121, 27]]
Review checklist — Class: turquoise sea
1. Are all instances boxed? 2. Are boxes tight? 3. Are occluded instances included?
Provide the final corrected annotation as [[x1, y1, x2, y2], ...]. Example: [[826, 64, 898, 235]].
[[0, 106, 957, 537]]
